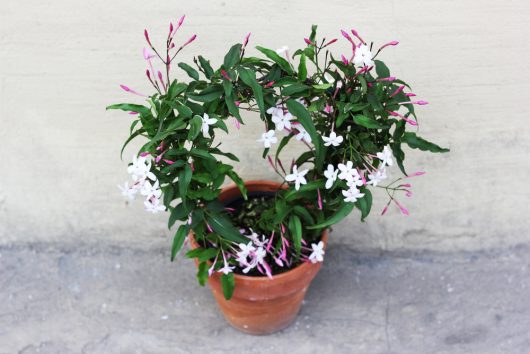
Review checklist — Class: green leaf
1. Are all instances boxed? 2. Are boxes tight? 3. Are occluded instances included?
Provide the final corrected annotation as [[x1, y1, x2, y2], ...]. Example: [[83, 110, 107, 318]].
[[255, 46, 293, 75], [286, 99, 322, 166], [402, 132, 450, 153], [223, 43, 242, 68], [298, 54, 307, 80], [307, 202, 355, 229], [227, 170, 248, 200], [206, 213, 247, 243], [171, 225, 188, 261], [174, 104, 193, 118], [188, 86, 223, 102], [374, 60, 390, 78], [289, 215, 302, 257], [106, 103, 150, 116], [344, 103, 370, 113], [197, 261, 208, 286], [355, 189, 372, 221], [167, 81, 187, 99], [178, 62, 200, 81], [238, 67, 265, 117], [223, 80, 242, 123], [168, 201, 193, 229], [188, 115, 203, 141], [353, 115, 386, 129], [198, 55, 214, 78], [178, 164, 192, 200], [221, 273, 235, 300], [190, 148, 217, 161], [282, 83, 310, 96], [120, 129, 144, 159]]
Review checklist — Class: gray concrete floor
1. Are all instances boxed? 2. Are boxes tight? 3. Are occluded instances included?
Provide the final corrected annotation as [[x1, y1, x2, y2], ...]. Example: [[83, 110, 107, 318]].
[[1, 239, 529, 354]]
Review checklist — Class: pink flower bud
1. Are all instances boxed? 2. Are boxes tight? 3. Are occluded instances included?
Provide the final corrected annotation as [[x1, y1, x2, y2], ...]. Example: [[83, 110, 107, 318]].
[[341, 54, 349, 65], [233, 118, 241, 130], [169, 22, 174, 34], [324, 38, 338, 47], [401, 183, 411, 188], [381, 204, 389, 216], [264, 81, 275, 88], [378, 41, 399, 51], [324, 104, 333, 114], [405, 93, 416, 97], [341, 30, 354, 44], [406, 171, 426, 178], [129, 111, 139, 115], [220, 69, 231, 81], [163, 159, 174, 165], [181, 34, 197, 48], [243, 32, 251, 47], [139, 152, 150, 157], [377, 76, 396, 82], [317, 188, 323, 210], [350, 29, 366, 44], [177, 14, 186, 27], [119, 85, 146, 97], [206, 223, 213, 233], [234, 101, 241, 107], [389, 85, 405, 98], [394, 199, 409, 215], [144, 29, 151, 46], [304, 38, 314, 45], [405, 190, 413, 197], [400, 100, 428, 105]]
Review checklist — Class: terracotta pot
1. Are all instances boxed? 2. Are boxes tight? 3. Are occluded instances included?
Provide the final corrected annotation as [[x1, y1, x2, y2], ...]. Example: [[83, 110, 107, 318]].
[[189, 180, 328, 335]]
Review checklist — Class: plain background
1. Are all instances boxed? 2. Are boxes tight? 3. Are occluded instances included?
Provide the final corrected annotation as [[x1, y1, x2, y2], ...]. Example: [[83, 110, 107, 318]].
[[0, 0, 529, 251]]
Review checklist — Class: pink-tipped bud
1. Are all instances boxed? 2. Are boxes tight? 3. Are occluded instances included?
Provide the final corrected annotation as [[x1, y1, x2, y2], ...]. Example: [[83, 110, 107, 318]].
[[190, 162, 195, 172], [381, 204, 389, 216], [177, 14, 186, 27], [407, 171, 426, 178], [324, 38, 338, 47], [400, 100, 428, 106], [405, 190, 413, 197], [157, 70, 164, 83], [220, 69, 231, 81], [206, 223, 213, 233], [233, 118, 241, 130], [389, 85, 405, 98], [394, 199, 410, 215], [144, 29, 151, 46], [341, 30, 354, 44], [169, 22, 174, 33], [129, 111, 139, 115], [378, 40, 399, 51], [139, 152, 150, 157], [163, 159, 174, 165], [120, 84, 146, 97], [317, 188, 323, 210], [401, 183, 412, 188], [234, 101, 241, 107], [324, 104, 333, 114], [146, 69, 151, 79], [341, 54, 349, 65], [264, 81, 275, 88], [406, 93, 416, 97], [243, 32, 251, 47], [120, 84, 131, 92], [304, 37, 314, 45], [350, 28, 366, 44], [181, 34, 197, 48], [377, 76, 396, 82]]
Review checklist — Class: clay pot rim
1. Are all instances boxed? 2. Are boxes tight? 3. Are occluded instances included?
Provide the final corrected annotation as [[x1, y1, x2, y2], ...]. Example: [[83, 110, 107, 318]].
[[189, 229, 327, 283]]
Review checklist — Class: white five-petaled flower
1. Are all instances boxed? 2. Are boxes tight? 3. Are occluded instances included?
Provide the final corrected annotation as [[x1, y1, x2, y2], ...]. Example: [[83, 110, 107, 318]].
[[337, 161, 358, 182], [237, 242, 256, 258], [128, 155, 156, 181], [285, 165, 308, 191], [257, 130, 278, 148], [218, 263, 235, 275], [294, 125, 312, 144], [118, 181, 137, 200], [324, 164, 338, 189], [144, 197, 166, 213], [201, 113, 217, 138], [353, 44, 374, 67], [342, 186, 365, 203], [376, 146, 394, 167], [367, 168, 387, 187], [276, 45, 289, 56], [271, 111, 293, 131], [140, 180, 162, 199], [322, 131, 344, 147], [309, 241, 325, 263]]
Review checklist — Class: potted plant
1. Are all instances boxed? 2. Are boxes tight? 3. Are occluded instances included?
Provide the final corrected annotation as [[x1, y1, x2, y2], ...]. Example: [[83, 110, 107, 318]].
[[107, 16, 449, 334]]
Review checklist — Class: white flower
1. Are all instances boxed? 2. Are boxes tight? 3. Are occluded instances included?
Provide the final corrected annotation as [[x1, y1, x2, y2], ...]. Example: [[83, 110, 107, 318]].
[[353, 44, 373, 67], [128, 155, 156, 181], [218, 263, 235, 275], [324, 164, 338, 189], [118, 181, 137, 200], [201, 113, 217, 138], [342, 186, 365, 203], [337, 161, 358, 182], [237, 242, 256, 258], [322, 131, 343, 147], [140, 180, 162, 199], [276, 45, 289, 57], [271, 111, 293, 131], [376, 146, 394, 167], [294, 125, 312, 144], [309, 241, 325, 263], [144, 197, 166, 213], [367, 168, 387, 187], [285, 165, 308, 191], [255, 247, 266, 264], [257, 130, 278, 148]]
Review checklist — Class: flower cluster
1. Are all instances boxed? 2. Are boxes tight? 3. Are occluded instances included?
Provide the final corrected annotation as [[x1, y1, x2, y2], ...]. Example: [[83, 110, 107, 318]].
[[118, 155, 166, 213]]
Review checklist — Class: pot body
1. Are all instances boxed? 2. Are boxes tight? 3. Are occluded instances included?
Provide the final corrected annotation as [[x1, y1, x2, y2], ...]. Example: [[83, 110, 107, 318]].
[[189, 180, 327, 335]]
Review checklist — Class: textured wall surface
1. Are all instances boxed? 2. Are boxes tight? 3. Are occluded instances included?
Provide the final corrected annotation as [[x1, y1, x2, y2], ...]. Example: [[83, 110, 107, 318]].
[[0, 0, 529, 251]]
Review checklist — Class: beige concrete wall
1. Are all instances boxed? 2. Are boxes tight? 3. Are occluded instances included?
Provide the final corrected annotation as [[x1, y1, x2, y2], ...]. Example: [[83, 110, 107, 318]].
[[0, 0, 529, 251]]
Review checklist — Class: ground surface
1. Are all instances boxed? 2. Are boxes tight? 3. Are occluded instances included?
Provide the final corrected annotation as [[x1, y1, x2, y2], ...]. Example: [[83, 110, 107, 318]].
[[1, 239, 529, 354]]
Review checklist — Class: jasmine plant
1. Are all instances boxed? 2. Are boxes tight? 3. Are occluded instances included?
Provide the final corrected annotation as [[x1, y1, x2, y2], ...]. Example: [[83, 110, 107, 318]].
[[108, 16, 449, 299]]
